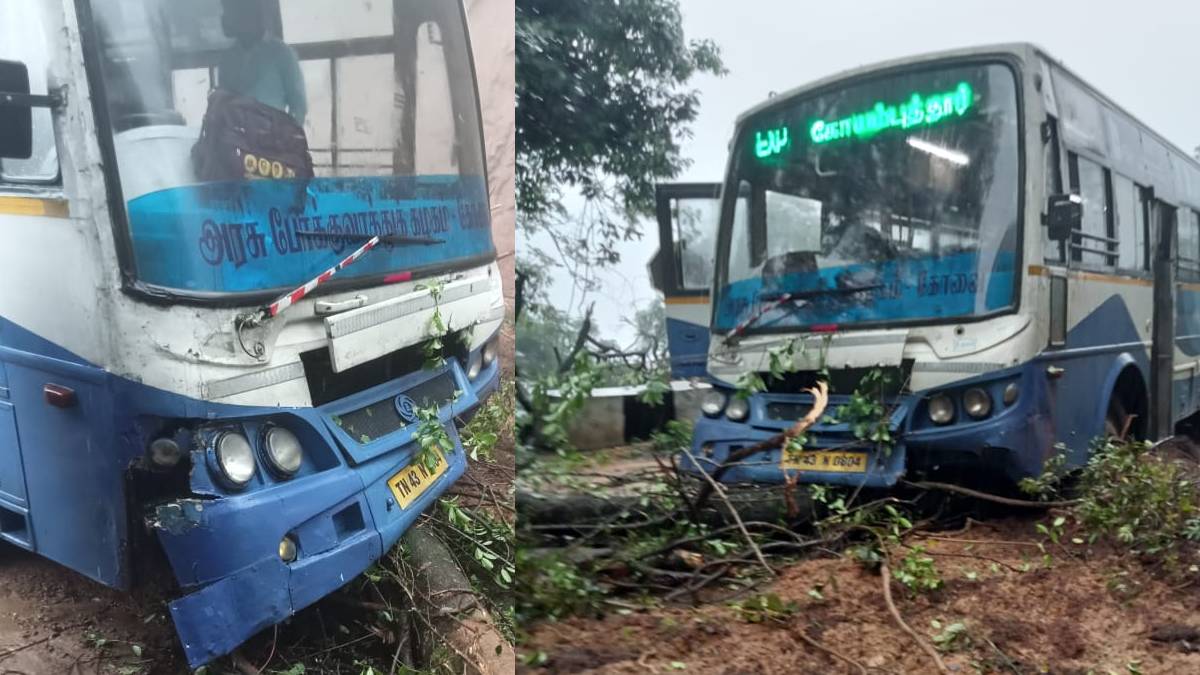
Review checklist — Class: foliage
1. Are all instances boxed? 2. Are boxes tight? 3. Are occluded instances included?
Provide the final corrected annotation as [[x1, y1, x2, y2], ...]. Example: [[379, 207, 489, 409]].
[[519, 349, 605, 453], [1018, 447, 1069, 500], [515, 548, 605, 623], [1035, 515, 1067, 545], [517, 0, 725, 239], [441, 498, 515, 589], [638, 375, 671, 406], [421, 282, 448, 369], [1076, 438, 1200, 564], [462, 379, 514, 462], [650, 420, 693, 456], [412, 406, 453, 475], [729, 593, 799, 624], [929, 620, 971, 653], [894, 545, 942, 595], [825, 368, 895, 453], [734, 339, 801, 399]]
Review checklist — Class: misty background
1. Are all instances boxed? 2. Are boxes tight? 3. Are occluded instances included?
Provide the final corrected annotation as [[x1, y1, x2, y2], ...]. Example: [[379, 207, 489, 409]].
[[522, 0, 1200, 345]]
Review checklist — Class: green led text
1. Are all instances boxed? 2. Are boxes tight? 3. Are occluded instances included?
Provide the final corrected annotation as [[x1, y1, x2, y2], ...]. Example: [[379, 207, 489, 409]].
[[809, 81, 975, 146], [754, 126, 790, 158]]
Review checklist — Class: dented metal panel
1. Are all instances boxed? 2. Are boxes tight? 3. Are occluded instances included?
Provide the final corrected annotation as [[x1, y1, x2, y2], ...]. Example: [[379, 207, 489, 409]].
[[325, 274, 501, 372]]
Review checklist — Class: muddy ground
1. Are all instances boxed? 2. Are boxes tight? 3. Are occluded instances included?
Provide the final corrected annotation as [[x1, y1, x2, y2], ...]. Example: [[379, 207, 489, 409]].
[[521, 514, 1200, 675]]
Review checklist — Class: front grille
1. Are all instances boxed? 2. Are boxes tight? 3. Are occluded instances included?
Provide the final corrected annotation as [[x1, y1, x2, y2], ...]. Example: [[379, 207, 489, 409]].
[[333, 372, 458, 443], [765, 401, 813, 422], [763, 361, 913, 396], [301, 330, 470, 407]]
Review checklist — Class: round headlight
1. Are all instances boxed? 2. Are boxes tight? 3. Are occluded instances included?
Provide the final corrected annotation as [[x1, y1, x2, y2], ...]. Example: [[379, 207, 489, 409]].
[[262, 426, 303, 477], [725, 397, 750, 422], [928, 394, 955, 425], [467, 351, 483, 380], [1003, 382, 1019, 406], [482, 337, 498, 366], [700, 390, 727, 417], [963, 388, 992, 419], [215, 432, 256, 487]]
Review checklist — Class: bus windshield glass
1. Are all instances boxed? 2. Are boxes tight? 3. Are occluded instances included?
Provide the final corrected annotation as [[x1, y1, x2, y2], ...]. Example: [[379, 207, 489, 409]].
[[715, 63, 1020, 334], [87, 0, 492, 298]]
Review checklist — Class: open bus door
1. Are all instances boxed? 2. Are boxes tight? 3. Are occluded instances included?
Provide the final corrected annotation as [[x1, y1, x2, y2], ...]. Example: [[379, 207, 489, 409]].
[[649, 183, 720, 379]]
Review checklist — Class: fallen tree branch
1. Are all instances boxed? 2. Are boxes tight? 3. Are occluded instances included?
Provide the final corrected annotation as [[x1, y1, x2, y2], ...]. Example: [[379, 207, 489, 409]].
[[903, 480, 1079, 509], [880, 562, 948, 674], [690, 381, 829, 519], [683, 447, 774, 577]]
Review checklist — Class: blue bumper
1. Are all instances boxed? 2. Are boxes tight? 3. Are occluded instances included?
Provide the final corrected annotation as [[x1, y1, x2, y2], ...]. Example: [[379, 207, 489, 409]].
[[681, 363, 1056, 488], [161, 357, 500, 667]]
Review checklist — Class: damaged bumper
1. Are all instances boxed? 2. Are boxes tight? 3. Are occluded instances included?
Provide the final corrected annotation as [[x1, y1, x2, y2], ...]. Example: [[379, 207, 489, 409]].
[[681, 364, 1053, 488], [154, 357, 499, 667], [681, 394, 909, 488]]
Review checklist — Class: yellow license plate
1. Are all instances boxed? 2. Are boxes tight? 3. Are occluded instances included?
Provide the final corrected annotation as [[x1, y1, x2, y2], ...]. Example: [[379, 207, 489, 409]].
[[387, 451, 448, 509], [781, 450, 868, 473]]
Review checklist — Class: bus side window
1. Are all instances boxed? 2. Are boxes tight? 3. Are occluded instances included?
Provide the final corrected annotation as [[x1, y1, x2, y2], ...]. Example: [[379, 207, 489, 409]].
[[1067, 152, 1115, 269], [1112, 173, 1144, 272], [0, 4, 59, 184], [1179, 210, 1200, 282]]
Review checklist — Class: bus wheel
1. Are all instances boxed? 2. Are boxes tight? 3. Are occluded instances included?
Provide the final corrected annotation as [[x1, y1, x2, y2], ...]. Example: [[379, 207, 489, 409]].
[[1105, 396, 1131, 439], [1105, 373, 1146, 441]]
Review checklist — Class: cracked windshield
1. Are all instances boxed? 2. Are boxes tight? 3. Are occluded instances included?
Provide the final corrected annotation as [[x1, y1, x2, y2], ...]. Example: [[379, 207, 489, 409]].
[[716, 63, 1021, 333]]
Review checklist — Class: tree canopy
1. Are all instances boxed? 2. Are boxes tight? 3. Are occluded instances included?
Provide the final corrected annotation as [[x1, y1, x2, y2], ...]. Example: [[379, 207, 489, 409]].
[[516, 0, 725, 271]]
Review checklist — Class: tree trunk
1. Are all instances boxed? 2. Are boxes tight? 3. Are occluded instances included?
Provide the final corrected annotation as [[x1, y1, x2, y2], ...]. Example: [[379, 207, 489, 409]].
[[405, 523, 514, 675]]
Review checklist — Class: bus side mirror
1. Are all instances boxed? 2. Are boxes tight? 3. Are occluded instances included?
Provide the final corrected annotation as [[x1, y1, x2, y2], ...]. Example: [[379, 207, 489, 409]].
[[0, 60, 34, 160], [1046, 193, 1082, 241]]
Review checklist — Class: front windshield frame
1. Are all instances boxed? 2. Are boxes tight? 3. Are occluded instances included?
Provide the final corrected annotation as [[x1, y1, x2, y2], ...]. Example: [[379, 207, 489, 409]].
[[711, 55, 1027, 336], [74, 0, 494, 307]]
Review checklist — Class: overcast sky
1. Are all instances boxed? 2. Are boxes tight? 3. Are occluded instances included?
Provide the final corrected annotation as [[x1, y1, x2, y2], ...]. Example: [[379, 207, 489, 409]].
[[531, 0, 1200, 343]]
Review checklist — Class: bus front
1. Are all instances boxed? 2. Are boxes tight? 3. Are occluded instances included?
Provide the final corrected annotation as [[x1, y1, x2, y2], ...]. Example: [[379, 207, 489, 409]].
[[689, 56, 1047, 489], [78, 0, 501, 666]]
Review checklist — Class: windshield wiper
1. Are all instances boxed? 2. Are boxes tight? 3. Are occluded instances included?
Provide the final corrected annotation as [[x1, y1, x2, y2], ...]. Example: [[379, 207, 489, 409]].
[[725, 283, 882, 343], [295, 230, 444, 246]]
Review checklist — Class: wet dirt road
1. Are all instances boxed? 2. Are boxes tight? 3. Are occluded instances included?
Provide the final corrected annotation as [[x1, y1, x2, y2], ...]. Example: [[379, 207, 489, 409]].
[[0, 544, 185, 674]]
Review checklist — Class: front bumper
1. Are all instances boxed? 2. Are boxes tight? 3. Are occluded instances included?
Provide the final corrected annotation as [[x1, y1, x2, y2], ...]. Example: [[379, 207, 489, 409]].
[[681, 363, 1055, 488], [160, 357, 500, 667]]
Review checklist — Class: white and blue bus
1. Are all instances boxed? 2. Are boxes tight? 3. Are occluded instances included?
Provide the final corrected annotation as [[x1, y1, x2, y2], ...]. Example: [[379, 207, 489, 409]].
[[0, 0, 503, 667], [652, 43, 1200, 489]]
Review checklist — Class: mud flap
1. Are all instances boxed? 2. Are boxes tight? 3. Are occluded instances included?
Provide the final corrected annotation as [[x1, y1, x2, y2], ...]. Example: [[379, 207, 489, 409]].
[[169, 557, 291, 668]]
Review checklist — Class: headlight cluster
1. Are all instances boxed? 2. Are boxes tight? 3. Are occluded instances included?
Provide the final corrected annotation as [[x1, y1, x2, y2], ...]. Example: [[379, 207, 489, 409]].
[[700, 390, 727, 417], [215, 432, 256, 487], [927, 383, 1017, 426], [212, 424, 304, 489], [262, 426, 303, 477], [725, 397, 750, 422], [700, 390, 750, 422]]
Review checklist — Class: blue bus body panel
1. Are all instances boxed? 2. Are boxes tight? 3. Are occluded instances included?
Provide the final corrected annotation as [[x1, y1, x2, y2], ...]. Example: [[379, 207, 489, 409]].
[[0, 314, 500, 668], [666, 317, 709, 379], [684, 291, 1158, 487]]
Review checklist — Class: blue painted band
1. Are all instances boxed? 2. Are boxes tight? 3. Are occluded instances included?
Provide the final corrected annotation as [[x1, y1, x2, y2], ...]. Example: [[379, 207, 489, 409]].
[[127, 174, 495, 293]]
